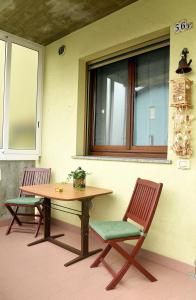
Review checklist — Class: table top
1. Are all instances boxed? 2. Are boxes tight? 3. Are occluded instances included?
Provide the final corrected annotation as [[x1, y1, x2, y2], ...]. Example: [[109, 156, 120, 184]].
[[20, 183, 112, 201]]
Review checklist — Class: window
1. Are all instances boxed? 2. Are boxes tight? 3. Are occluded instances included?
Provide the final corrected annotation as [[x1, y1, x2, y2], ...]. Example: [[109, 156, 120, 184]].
[[0, 32, 43, 160], [0, 39, 5, 149], [87, 44, 169, 158]]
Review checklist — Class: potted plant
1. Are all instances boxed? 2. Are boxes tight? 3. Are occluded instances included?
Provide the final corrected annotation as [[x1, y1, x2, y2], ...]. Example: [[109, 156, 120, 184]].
[[67, 167, 89, 188]]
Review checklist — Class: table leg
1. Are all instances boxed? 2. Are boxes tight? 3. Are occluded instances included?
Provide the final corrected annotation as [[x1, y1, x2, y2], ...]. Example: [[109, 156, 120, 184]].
[[28, 196, 101, 264], [28, 198, 64, 247], [44, 198, 51, 238], [81, 199, 90, 256], [64, 198, 102, 267]]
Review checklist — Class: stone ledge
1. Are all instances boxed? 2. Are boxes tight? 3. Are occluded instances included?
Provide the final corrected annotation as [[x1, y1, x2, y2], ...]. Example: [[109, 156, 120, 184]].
[[72, 155, 172, 165]]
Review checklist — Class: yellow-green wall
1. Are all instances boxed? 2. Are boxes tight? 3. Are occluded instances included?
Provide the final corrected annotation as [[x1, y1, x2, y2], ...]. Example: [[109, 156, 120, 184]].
[[39, 0, 196, 266]]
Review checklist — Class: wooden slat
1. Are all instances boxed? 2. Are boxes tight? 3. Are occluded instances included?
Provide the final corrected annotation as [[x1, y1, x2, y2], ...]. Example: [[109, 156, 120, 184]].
[[20, 168, 51, 197], [125, 178, 163, 230]]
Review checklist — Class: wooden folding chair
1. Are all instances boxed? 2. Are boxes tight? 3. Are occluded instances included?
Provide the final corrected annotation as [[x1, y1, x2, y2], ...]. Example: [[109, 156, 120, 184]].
[[5, 167, 51, 237], [90, 178, 163, 290]]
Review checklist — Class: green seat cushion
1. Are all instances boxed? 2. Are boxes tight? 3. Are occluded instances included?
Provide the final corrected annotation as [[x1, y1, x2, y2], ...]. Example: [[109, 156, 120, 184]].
[[89, 220, 141, 240], [5, 197, 42, 206]]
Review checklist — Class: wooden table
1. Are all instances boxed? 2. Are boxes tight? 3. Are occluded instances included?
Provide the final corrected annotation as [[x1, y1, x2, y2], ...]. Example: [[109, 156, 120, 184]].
[[20, 183, 112, 266]]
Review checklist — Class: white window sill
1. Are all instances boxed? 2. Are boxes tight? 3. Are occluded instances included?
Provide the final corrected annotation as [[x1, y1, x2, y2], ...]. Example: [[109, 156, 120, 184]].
[[0, 154, 40, 161], [72, 155, 172, 165]]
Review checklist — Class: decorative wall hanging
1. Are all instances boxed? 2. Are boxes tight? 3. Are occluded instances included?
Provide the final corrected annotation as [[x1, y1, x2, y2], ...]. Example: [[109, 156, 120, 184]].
[[171, 76, 192, 107], [171, 49, 193, 158], [176, 48, 192, 74]]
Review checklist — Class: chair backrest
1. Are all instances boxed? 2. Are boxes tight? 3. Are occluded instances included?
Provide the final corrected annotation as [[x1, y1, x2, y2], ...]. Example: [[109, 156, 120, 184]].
[[19, 167, 51, 197], [123, 178, 163, 233]]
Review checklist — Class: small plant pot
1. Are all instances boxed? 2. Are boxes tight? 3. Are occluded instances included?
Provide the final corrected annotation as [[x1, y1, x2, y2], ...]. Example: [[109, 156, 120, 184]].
[[73, 178, 86, 188]]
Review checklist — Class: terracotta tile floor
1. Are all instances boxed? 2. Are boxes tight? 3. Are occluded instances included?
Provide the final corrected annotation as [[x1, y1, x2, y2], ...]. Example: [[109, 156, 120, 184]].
[[0, 224, 196, 300]]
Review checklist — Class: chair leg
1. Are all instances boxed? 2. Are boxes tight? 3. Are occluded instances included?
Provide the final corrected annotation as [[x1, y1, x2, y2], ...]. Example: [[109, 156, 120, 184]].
[[6, 206, 21, 235], [34, 205, 43, 237], [105, 240, 156, 290], [90, 244, 112, 268], [106, 258, 157, 290], [5, 205, 22, 226], [132, 259, 157, 282], [106, 260, 131, 290]]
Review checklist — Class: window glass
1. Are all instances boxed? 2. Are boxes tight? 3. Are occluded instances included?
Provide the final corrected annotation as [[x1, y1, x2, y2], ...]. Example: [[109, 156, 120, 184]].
[[133, 47, 169, 146], [0, 40, 5, 148], [9, 43, 38, 150], [95, 60, 128, 146], [89, 44, 169, 158]]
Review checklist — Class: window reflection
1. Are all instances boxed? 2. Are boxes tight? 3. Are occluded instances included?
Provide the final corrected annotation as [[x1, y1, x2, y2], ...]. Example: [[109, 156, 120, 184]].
[[134, 47, 169, 146], [95, 60, 128, 146]]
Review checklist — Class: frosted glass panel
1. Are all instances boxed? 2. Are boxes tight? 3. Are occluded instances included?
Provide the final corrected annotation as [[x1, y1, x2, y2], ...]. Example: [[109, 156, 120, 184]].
[[94, 60, 128, 145], [0, 40, 5, 148], [9, 44, 38, 150], [133, 47, 169, 146]]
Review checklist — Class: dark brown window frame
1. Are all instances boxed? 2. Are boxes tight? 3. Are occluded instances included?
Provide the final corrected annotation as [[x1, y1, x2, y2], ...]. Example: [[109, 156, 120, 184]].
[[87, 51, 168, 159]]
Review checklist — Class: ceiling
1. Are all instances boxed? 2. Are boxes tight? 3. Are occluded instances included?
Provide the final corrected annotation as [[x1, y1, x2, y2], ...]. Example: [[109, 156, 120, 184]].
[[0, 0, 138, 45]]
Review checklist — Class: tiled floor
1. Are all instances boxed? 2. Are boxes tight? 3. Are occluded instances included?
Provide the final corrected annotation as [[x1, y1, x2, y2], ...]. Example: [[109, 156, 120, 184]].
[[0, 224, 196, 300]]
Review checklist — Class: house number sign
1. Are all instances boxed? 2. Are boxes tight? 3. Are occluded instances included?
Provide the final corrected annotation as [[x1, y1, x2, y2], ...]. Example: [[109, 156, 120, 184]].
[[175, 20, 192, 33]]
